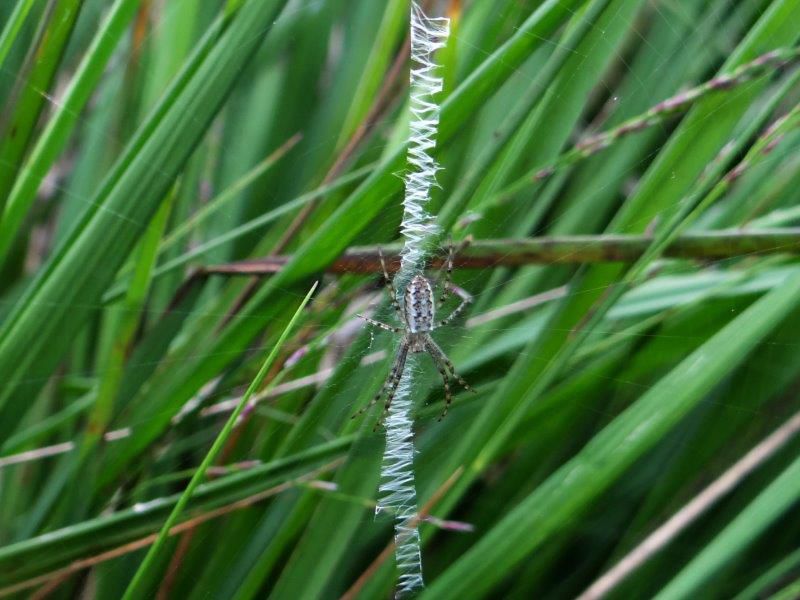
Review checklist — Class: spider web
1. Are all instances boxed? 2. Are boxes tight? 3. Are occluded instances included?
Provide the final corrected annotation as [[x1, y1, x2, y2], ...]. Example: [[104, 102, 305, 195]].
[[374, 3, 449, 597]]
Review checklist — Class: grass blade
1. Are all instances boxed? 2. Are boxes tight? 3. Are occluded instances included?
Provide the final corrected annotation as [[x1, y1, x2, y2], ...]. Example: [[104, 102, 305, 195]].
[[422, 269, 800, 599], [121, 281, 317, 599]]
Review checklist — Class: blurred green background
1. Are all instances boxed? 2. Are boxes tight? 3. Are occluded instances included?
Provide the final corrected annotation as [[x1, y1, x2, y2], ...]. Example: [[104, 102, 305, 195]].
[[1, 0, 800, 598]]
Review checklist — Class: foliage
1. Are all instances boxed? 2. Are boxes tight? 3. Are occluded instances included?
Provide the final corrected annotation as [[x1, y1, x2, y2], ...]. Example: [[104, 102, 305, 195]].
[[1, 0, 800, 598]]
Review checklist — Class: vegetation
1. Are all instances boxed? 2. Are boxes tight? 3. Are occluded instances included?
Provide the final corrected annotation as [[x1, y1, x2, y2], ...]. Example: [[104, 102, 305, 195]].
[[1, 0, 800, 598]]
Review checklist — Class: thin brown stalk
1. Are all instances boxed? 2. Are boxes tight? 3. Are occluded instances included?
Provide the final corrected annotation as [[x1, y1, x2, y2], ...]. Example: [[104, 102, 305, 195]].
[[159, 292, 316, 594], [155, 524, 195, 600], [198, 229, 800, 277], [576, 409, 800, 600], [500, 46, 800, 195]]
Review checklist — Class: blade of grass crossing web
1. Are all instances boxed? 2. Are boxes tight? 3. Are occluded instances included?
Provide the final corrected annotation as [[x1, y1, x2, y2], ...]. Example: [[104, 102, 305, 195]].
[[121, 281, 317, 600]]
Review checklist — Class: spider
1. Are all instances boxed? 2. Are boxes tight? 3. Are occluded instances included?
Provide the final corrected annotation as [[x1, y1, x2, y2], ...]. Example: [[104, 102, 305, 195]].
[[352, 245, 475, 429]]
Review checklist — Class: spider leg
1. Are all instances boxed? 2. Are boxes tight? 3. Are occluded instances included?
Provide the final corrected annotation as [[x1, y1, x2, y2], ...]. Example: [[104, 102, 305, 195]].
[[378, 247, 403, 319], [436, 240, 455, 307], [435, 286, 472, 329], [351, 341, 408, 423], [435, 237, 472, 307], [356, 314, 401, 333], [374, 343, 409, 431], [425, 336, 476, 395], [430, 352, 453, 421]]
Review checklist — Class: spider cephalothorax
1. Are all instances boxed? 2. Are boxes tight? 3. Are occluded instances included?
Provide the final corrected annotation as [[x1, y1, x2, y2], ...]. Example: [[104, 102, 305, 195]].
[[353, 246, 475, 429]]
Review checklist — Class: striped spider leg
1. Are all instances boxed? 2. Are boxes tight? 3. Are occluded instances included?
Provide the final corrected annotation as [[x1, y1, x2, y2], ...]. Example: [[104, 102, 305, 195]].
[[354, 245, 475, 428], [433, 236, 473, 307], [350, 338, 410, 431], [423, 336, 475, 419]]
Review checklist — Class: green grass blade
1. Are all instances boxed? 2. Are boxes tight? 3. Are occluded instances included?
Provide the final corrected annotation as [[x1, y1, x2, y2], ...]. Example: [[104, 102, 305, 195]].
[[0, 0, 83, 215], [655, 452, 800, 600], [421, 269, 800, 599], [0, 0, 291, 439], [0, 436, 349, 588], [121, 281, 316, 599], [0, 0, 141, 265], [0, 0, 37, 69], [4, 2, 800, 597]]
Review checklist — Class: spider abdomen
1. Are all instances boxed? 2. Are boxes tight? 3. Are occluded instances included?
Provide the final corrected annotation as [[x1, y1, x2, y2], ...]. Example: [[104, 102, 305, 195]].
[[404, 275, 435, 333]]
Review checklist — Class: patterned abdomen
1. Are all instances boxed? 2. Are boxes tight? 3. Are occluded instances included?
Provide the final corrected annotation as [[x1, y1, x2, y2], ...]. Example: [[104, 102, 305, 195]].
[[404, 275, 435, 332]]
